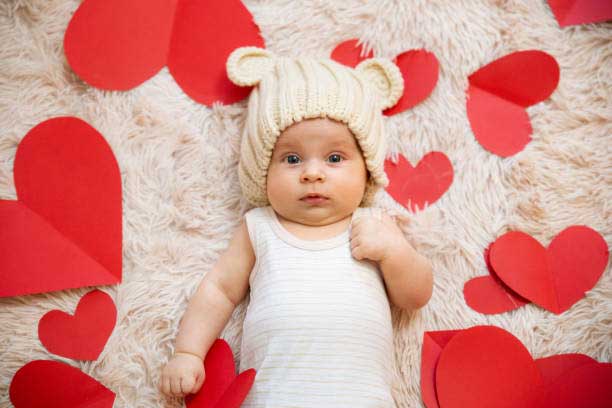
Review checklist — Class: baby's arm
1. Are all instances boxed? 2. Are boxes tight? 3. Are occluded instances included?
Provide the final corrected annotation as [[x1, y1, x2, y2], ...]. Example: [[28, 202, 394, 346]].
[[378, 230, 433, 311], [350, 213, 433, 311], [160, 218, 255, 397]]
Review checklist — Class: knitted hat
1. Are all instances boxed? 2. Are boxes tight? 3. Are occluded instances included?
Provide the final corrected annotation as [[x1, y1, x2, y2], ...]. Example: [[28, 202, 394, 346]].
[[226, 46, 404, 207]]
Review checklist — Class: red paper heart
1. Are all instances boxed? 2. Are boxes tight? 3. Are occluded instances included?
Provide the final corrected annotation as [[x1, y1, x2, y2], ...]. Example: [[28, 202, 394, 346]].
[[331, 40, 439, 114], [384, 152, 453, 212], [548, 0, 612, 27], [436, 326, 543, 408], [64, 0, 265, 105], [423, 328, 612, 408], [420, 330, 462, 408], [38, 289, 117, 360], [10, 360, 115, 408], [64, 0, 176, 90], [330, 39, 374, 68], [185, 339, 256, 408], [463, 245, 530, 314], [466, 50, 559, 157], [384, 49, 439, 115], [489, 226, 608, 314], [0, 117, 122, 297]]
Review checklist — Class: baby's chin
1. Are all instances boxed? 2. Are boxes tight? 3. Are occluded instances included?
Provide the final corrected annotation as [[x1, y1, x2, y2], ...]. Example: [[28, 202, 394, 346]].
[[274, 201, 358, 225]]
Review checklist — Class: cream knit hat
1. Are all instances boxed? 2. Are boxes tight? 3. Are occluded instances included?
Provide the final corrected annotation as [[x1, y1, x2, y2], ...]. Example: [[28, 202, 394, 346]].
[[226, 46, 404, 207]]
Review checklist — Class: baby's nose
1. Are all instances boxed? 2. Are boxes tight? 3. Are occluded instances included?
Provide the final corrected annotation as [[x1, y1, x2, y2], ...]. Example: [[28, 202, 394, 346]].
[[300, 161, 326, 182], [300, 170, 326, 182]]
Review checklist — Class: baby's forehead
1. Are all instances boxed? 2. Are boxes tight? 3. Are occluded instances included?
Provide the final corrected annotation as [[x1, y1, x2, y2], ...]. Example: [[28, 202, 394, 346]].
[[275, 123, 357, 149], [275, 133, 355, 149]]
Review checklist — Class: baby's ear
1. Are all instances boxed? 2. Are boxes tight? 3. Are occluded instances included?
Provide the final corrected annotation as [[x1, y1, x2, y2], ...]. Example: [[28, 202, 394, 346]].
[[355, 58, 404, 110], [226, 46, 276, 87]]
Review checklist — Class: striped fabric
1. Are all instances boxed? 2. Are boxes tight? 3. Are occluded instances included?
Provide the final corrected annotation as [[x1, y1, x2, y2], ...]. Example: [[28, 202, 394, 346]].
[[239, 206, 395, 407]]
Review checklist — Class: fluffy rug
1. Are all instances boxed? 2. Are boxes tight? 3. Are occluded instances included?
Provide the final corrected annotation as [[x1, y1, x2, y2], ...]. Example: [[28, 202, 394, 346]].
[[0, 0, 610, 407]]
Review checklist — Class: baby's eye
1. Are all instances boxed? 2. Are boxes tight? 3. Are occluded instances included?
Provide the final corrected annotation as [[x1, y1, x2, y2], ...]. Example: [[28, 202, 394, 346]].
[[285, 154, 300, 164], [328, 154, 343, 163]]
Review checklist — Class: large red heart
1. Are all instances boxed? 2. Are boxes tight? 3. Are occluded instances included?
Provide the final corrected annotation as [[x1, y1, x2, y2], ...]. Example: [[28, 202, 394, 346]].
[[185, 338, 256, 408], [384, 152, 453, 212], [489, 226, 608, 314], [422, 328, 612, 408], [436, 326, 544, 408], [10, 360, 115, 407], [64, 0, 264, 105], [466, 50, 559, 157], [0, 117, 122, 297], [38, 289, 117, 360], [331, 39, 439, 114]]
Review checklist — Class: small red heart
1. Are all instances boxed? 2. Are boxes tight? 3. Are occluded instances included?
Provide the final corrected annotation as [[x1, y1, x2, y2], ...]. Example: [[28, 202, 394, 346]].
[[0, 117, 122, 297], [436, 326, 543, 408], [489, 226, 608, 314], [384, 152, 453, 212], [463, 246, 530, 314], [65, 0, 265, 105], [38, 289, 117, 360], [331, 41, 439, 114], [10, 360, 115, 408], [185, 339, 256, 408], [466, 50, 559, 157]]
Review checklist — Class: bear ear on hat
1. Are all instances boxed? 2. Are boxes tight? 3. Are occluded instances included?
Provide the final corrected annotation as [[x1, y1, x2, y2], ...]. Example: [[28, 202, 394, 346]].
[[226, 46, 276, 87], [355, 58, 404, 110]]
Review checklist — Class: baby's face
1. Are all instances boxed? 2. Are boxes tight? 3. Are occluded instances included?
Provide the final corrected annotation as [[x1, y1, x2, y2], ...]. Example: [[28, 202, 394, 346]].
[[266, 117, 368, 226]]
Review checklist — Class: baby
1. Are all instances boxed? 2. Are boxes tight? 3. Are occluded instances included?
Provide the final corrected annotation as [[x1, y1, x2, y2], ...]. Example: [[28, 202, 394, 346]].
[[160, 46, 433, 406]]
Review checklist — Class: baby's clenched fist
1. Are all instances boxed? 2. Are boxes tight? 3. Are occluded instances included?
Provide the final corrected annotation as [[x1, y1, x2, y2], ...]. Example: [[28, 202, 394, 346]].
[[160, 352, 205, 397]]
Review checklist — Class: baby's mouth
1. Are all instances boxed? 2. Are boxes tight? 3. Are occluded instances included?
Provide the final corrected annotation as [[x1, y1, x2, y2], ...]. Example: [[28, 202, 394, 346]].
[[300, 193, 329, 204]]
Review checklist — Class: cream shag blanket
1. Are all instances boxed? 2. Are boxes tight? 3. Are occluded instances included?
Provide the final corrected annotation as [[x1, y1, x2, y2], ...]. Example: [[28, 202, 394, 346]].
[[0, 1, 610, 407]]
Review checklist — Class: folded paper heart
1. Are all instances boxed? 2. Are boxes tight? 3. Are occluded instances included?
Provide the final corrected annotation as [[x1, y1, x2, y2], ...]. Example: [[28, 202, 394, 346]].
[[10, 360, 116, 408], [464, 226, 608, 314], [466, 50, 559, 157], [0, 117, 122, 297], [463, 245, 530, 314], [547, 0, 612, 27], [420, 330, 461, 408], [64, 0, 264, 105], [38, 289, 117, 360], [384, 152, 453, 212], [421, 327, 612, 408], [331, 39, 439, 114], [185, 338, 256, 408]]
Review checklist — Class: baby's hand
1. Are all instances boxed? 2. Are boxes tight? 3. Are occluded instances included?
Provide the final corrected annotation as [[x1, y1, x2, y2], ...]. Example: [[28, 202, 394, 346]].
[[350, 213, 406, 263], [160, 352, 205, 397]]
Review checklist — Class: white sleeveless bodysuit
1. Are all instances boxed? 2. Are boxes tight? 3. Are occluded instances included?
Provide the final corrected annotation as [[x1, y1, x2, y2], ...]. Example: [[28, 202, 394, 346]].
[[239, 206, 395, 407]]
